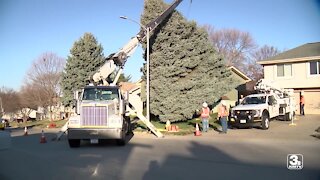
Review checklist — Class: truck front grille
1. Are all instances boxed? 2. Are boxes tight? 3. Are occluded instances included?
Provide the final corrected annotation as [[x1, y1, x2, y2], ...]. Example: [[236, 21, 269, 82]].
[[81, 106, 108, 126]]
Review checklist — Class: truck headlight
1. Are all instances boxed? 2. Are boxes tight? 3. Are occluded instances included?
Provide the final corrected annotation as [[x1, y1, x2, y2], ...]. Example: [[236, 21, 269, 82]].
[[252, 110, 260, 117]]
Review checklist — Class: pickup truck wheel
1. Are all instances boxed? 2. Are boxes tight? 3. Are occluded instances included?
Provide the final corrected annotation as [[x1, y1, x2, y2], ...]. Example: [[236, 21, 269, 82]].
[[68, 139, 80, 148], [285, 113, 291, 121], [261, 114, 270, 130]]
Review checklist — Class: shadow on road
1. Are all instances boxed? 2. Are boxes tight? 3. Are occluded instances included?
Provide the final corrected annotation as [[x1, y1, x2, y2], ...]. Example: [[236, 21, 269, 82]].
[[142, 141, 320, 180], [1, 126, 320, 180], [0, 129, 152, 180]]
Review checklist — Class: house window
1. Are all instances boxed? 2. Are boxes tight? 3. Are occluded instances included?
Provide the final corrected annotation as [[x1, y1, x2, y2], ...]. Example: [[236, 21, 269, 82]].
[[309, 60, 320, 75], [277, 64, 292, 77]]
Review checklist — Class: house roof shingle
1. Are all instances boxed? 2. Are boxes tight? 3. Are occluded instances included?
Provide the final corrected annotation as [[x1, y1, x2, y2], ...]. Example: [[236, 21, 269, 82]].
[[258, 42, 320, 65]]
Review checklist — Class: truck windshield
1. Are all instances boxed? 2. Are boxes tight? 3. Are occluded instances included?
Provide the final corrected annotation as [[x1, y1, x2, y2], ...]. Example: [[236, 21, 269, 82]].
[[241, 96, 266, 105], [82, 88, 119, 101]]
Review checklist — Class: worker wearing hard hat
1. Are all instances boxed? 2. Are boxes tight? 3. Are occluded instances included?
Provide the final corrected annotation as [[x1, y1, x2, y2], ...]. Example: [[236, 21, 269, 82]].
[[200, 102, 211, 132], [218, 100, 229, 134], [300, 92, 305, 116]]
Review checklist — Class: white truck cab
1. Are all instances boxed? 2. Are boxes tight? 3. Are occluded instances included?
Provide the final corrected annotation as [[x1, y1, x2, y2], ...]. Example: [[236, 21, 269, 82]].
[[67, 86, 131, 147]]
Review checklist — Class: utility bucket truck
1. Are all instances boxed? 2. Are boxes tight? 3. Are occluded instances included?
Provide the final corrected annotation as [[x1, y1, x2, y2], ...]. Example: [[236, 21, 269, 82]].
[[230, 79, 296, 130], [66, 0, 183, 147]]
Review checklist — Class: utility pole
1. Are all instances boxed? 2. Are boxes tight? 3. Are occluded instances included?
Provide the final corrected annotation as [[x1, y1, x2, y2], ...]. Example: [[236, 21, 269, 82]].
[[120, 16, 151, 122]]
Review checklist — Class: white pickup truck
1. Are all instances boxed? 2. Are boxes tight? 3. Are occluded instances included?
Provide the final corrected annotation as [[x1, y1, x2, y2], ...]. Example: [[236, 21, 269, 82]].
[[230, 92, 295, 130]]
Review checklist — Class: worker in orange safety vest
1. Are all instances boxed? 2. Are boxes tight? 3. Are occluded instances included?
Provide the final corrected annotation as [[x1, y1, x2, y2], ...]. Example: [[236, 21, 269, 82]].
[[300, 94, 305, 116], [200, 102, 211, 132], [218, 100, 229, 134]]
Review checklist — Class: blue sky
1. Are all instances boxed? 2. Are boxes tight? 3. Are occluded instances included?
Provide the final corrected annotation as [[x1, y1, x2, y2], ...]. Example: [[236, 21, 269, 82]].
[[1, 0, 319, 90]]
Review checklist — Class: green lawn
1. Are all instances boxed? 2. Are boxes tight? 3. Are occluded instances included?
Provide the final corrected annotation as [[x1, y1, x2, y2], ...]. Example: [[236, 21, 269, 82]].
[[10, 119, 68, 129], [8, 113, 222, 136], [134, 113, 221, 135]]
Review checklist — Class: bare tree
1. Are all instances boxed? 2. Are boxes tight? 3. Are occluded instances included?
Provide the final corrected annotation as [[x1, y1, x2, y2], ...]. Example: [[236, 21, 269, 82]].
[[247, 45, 282, 80], [0, 87, 20, 118], [205, 25, 257, 72], [23, 52, 65, 120], [251, 45, 281, 61], [18, 84, 40, 122]]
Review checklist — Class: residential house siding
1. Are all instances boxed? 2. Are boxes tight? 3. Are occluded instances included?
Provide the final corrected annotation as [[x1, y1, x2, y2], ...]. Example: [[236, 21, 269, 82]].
[[259, 42, 320, 114]]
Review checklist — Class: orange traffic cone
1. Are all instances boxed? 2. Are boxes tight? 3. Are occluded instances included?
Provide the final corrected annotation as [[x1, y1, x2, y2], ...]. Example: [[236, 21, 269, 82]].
[[40, 130, 47, 143], [195, 123, 201, 136], [24, 126, 28, 136]]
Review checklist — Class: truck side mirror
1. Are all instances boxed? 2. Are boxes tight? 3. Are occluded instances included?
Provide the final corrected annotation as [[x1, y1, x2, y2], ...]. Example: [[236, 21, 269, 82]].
[[125, 91, 129, 102], [119, 98, 125, 115], [73, 90, 81, 100], [73, 90, 81, 115]]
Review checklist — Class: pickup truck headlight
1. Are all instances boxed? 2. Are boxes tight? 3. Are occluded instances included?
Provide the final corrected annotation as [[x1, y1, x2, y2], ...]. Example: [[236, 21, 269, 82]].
[[251, 110, 260, 117]]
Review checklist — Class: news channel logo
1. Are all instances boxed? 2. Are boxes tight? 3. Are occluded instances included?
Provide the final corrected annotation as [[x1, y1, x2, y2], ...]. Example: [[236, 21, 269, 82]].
[[287, 154, 303, 170]]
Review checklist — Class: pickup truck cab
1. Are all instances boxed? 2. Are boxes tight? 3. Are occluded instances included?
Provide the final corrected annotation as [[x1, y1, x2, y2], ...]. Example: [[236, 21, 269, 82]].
[[230, 94, 280, 130]]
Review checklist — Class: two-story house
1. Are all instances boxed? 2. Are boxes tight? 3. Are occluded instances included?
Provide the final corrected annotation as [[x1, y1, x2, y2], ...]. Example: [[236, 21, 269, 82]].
[[258, 42, 320, 114]]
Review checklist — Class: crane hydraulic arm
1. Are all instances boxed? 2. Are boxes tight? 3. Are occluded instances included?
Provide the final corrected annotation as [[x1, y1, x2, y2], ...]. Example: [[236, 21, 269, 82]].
[[92, 0, 183, 85]]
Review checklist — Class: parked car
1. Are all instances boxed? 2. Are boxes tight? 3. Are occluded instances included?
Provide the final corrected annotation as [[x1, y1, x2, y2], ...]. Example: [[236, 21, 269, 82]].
[[0, 119, 9, 130]]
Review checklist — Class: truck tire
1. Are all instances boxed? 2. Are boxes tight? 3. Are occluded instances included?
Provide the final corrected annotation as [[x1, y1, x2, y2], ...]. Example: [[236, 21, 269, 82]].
[[68, 139, 80, 148], [261, 114, 270, 130], [285, 112, 291, 121], [125, 118, 132, 135], [117, 129, 126, 146], [116, 139, 126, 146]]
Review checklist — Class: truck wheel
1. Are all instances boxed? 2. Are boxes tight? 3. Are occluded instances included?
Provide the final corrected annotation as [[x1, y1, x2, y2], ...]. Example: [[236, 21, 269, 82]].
[[68, 139, 80, 148], [261, 114, 270, 130], [285, 113, 291, 121], [117, 130, 126, 146], [126, 118, 132, 135], [116, 139, 126, 146]]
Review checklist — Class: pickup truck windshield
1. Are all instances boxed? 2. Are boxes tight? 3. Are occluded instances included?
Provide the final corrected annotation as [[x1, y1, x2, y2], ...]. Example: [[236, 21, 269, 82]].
[[83, 88, 119, 101], [241, 96, 266, 105]]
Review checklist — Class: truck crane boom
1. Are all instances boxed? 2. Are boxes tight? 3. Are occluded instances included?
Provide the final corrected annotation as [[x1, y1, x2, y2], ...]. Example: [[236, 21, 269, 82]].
[[92, 0, 183, 85], [61, 0, 184, 142]]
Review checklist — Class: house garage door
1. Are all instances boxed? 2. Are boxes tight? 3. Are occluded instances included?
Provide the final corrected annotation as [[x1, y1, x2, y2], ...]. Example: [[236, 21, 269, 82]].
[[303, 90, 320, 114]]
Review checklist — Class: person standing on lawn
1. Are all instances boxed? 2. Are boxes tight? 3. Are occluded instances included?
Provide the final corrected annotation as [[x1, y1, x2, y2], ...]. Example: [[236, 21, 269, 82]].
[[200, 102, 210, 132], [218, 101, 229, 134]]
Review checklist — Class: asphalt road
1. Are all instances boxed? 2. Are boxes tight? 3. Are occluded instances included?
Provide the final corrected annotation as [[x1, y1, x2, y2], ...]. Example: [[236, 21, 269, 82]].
[[0, 115, 319, 180]]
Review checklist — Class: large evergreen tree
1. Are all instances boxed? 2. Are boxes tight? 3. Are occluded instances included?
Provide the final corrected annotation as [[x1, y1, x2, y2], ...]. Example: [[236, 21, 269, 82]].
[[61, 33, 104, 106], [141, 0, 238, 122]]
